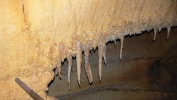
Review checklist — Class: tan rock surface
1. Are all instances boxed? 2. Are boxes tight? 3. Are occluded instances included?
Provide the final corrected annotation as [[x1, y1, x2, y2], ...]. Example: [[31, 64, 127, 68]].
[[0, 0, 177, 99]]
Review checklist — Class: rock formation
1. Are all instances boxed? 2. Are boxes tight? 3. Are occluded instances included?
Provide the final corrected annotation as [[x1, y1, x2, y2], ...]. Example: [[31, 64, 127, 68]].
[[0, 0, 177, 99]]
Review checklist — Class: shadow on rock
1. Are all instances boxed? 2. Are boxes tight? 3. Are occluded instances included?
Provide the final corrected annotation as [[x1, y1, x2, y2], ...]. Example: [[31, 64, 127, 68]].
[[147, 44, 177, 92]]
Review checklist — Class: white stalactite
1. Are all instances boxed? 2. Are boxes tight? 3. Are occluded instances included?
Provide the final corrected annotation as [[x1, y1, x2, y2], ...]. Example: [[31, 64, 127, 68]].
[[103, 44, 106, 64], [55, 67, 58, 76], [158, 27, 162, 32], [120, 36, 124, 60], [76, 41, 82, 85], [153, 29, 158, 41], [167, 27, 171, 39], [114, 40, 116, 45], [67, 55, 72, 90], [57, 62, 61, 78], [98, 45, 103, 81], [84, 48, 93, 83]]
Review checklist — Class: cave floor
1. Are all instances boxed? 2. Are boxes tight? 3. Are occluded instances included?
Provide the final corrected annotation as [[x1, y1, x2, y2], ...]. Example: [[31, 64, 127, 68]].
[[47, 27, 177, 100]]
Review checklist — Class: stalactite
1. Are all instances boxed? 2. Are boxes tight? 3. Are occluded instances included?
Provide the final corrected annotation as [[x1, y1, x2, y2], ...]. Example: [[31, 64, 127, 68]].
[[98, 45, 103, 81], [120, 36, 124, 60], [103, 44, 106, 64], [167, 27, 171, 39], [67, 55, 72, 90], [76, 41, 82, 85], [55, 67, 58, 76], [158, 27, 162, 32], [114, 40, 116, 45], [153, 29, 158, 41], [57, 62, 61, 78], [84, 48, 93, 83]]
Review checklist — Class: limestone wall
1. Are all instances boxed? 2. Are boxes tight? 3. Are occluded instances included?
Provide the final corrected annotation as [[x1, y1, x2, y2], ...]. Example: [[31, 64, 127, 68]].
[[0, 0, 176, 99]]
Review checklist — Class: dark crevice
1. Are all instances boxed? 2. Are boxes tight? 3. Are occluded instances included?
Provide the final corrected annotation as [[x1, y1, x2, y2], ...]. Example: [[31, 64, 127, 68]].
[[21, 0, 30, 31], [21, 0, 26, 23]]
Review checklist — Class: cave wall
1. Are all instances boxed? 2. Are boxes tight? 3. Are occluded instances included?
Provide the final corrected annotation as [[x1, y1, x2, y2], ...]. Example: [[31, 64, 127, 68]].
[[0, 0, 177, 99]]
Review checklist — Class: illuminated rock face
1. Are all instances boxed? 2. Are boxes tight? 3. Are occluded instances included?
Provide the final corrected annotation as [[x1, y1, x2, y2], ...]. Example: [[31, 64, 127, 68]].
[[0, 0, 176, 99]]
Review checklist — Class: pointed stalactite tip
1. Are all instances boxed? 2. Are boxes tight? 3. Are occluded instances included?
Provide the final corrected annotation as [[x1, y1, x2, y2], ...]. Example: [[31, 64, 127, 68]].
[[120, 36, 124, 61], [67, 55, 72, 90], [153, 29, 157, 41], [98, 45, 103, 82], [167, 27, 171, 40], [76, 41, 82, 87], [84, 48, 93, 84]]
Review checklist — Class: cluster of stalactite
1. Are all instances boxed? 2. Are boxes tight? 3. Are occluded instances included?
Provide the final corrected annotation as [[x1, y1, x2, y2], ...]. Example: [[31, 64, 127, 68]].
[[153, 27, 171, 41], [54, 27, 171, 90]]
